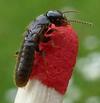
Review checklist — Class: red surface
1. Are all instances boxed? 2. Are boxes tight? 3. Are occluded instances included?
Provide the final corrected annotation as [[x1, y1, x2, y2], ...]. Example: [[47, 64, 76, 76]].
[[30, 24, 78, 94]]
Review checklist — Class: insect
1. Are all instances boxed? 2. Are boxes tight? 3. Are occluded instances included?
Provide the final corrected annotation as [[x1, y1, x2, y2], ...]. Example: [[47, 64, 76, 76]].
[[15, 15, 50, 87], [15, 10, 92, 87]]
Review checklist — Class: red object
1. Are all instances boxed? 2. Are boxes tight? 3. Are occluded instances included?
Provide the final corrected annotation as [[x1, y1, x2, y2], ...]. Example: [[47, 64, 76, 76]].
[[30, 24, 78, 94]]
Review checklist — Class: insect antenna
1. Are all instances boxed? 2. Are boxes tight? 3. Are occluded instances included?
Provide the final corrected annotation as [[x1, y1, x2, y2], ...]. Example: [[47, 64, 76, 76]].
[[68, 19, 93, 26], [62, 10, 80, 14]]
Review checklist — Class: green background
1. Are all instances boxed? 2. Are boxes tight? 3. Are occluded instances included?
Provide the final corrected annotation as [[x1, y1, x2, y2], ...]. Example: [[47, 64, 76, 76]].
[[0, 0, 100, 103]]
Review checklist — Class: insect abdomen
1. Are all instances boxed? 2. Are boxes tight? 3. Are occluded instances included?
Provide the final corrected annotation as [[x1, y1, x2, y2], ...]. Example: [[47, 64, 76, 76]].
[[15, 40, 36, 87]]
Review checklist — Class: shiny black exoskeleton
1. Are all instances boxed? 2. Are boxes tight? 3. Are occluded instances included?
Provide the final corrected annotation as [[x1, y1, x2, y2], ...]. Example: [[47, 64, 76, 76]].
[[15, 10, 67, 87], [46, 10, 67, 26]]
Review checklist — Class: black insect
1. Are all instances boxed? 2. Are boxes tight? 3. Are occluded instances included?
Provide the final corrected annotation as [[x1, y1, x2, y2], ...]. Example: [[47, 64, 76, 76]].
[[15, 15, 50, 87], [15, 10, 76, 87]]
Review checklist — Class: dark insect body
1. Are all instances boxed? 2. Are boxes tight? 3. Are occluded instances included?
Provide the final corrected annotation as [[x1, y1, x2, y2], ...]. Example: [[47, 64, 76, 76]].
[[15, 10, 69, 87]]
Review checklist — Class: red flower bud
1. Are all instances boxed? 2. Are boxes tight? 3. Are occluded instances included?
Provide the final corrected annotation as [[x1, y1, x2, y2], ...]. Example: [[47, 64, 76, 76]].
[[30, 24, 78, 94]]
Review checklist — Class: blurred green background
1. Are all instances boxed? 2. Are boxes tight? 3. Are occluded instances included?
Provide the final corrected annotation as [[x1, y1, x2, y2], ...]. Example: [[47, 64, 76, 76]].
[[0, 0, 100, 103]]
